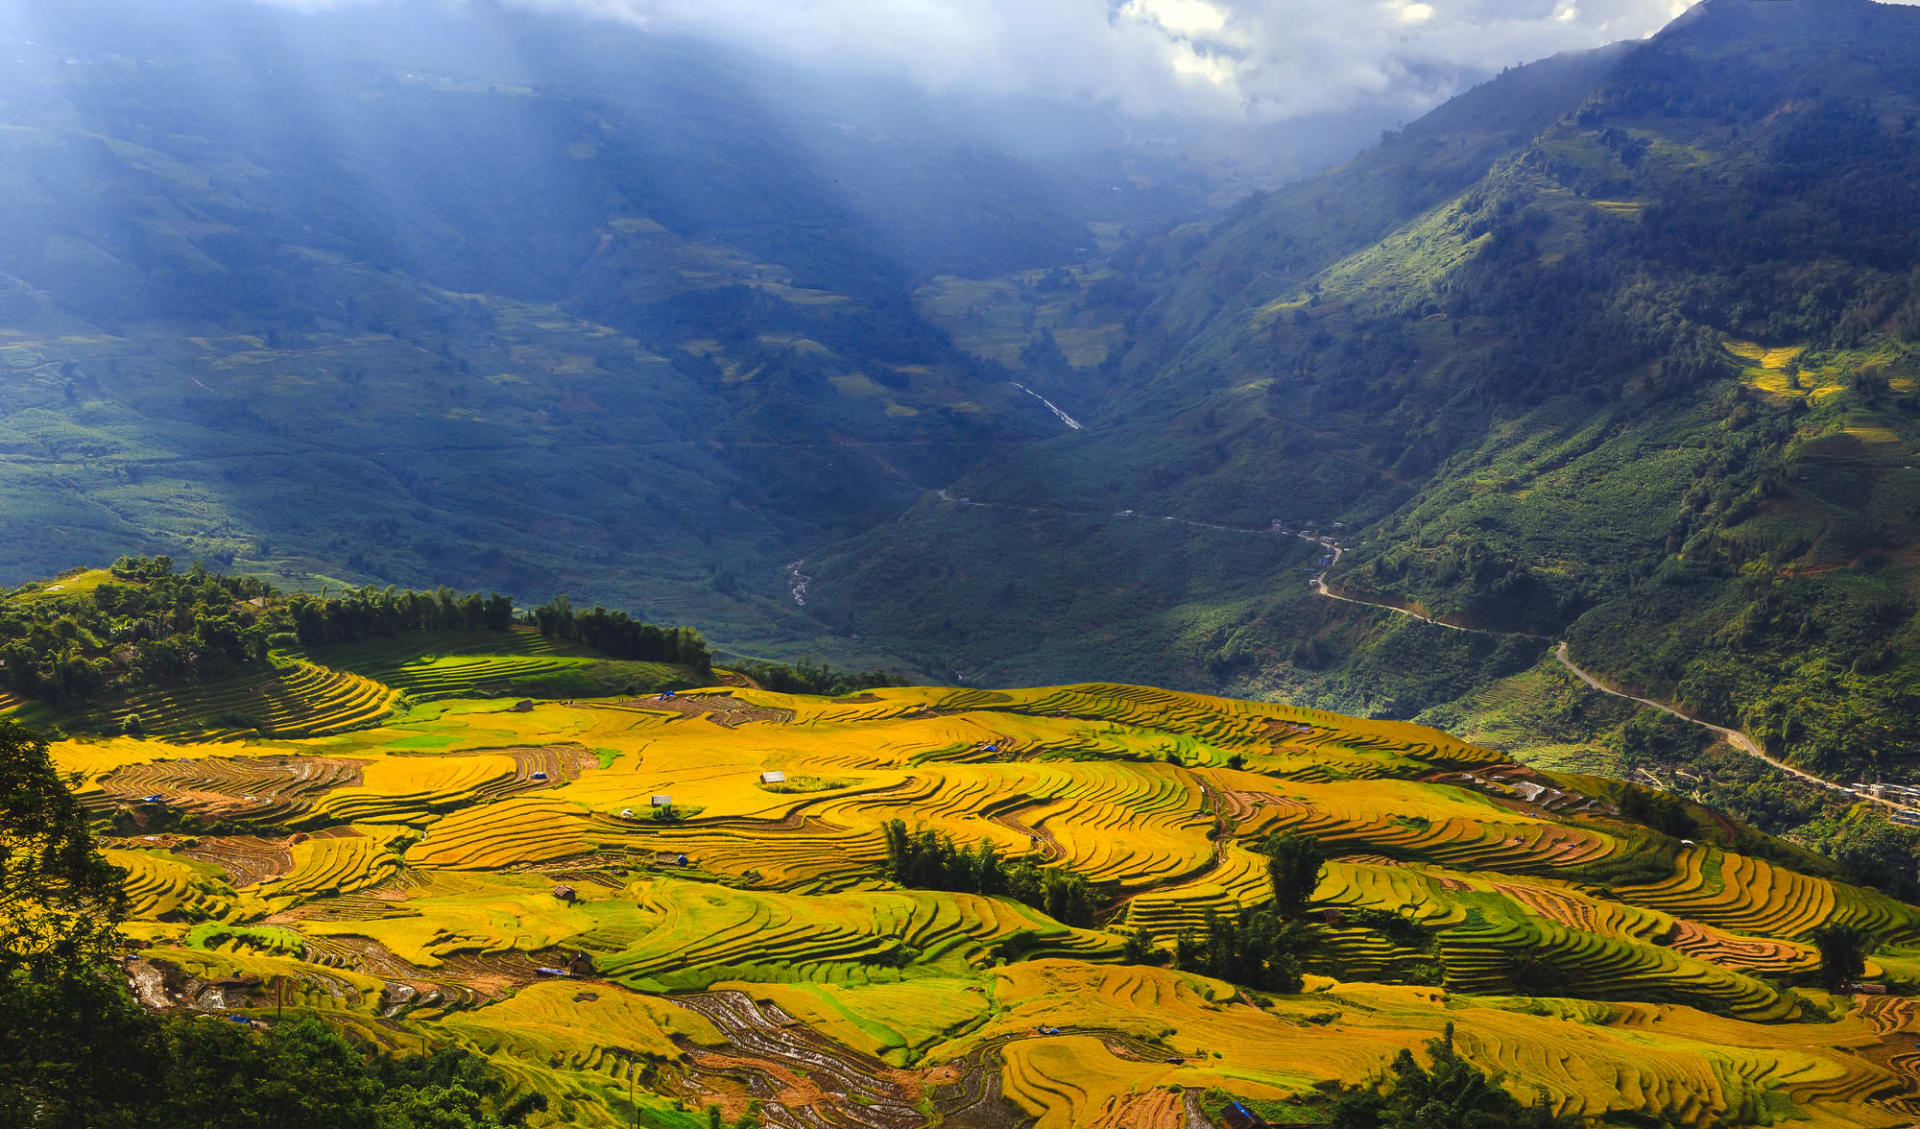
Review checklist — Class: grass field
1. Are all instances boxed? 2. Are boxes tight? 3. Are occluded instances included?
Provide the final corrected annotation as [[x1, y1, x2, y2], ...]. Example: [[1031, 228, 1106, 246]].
[[63, 682, 1920, 1128], [304, 627, 691, 702]]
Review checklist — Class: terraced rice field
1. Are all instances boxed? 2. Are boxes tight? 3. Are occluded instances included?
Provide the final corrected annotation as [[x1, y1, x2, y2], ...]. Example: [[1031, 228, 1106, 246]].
[[307, 627, 682, 701], [62, 682, 1920, 1129], [83, 662, 399, 739]]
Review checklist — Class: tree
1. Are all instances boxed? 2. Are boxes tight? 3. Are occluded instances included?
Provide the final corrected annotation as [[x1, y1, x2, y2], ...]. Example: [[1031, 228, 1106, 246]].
[[1263, 832, 1327, 919], [1810, 924, 1868, 993], [0, 720, 155, 1127], [1328, 1025, 1569, 1129], [1122, 926, 1163, 965]]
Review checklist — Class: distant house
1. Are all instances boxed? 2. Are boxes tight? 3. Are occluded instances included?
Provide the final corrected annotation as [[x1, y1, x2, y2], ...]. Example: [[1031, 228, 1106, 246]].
[[508, 700, 534, 713], [759, 771, 787, 785], [651, 795, 674, 807], [551, 885, 577, 904]]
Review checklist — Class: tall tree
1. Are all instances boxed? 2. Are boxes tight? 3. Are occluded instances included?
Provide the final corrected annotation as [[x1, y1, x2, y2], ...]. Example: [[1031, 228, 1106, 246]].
[[1263, 832, 1327, 919], [1810, 925, 1869, 993]]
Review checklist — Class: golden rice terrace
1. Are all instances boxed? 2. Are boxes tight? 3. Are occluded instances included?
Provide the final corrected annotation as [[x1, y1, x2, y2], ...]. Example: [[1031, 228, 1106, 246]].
[[59, 681, 1920, 1129]]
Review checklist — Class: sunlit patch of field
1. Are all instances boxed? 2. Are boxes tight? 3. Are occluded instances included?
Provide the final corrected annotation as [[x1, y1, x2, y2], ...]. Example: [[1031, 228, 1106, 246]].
[[1845, 426, 1902, 446], [7, 567, 119, 603], [1726, 340, 1808, 371], [304, 628, 597, 702], [61, 681, 1920, 1128], [76, 662, 399, 740]]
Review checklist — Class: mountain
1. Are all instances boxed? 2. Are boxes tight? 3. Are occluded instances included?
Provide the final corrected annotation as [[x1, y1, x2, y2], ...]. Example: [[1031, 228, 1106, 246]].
[[811, 0, 1920, 790], [8, 0, 1920, 797], [0, 0, 1383, 667]]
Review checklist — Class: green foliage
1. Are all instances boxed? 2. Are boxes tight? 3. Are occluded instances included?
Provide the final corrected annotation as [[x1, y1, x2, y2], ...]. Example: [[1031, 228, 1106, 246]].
[[531, 597, 710, 673], [288, 587, 515, 647], [1809, 925, 1868, 994], [1173, 907, 1311, 994], [1121, 926, 1165, 966], [726, 657, 907, 698], [1615, 786, 1695, 840], [0, 558, 276, 707], [0, 721, 126, 984], [881, 819, 1099, 928], [1327, 1025, 1571, 1129], [0, 719, 144, 1127], [1262, 832, 1327, 920]]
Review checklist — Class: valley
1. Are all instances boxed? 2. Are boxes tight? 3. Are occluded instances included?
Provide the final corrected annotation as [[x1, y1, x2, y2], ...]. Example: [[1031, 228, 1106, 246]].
[[10, 2, 1920, 1127]]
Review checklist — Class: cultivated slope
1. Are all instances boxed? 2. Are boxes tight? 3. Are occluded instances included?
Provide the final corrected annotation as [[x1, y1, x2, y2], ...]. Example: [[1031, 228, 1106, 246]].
[[815, 0, 1920, 783], [76, 681, 1920, 1129]]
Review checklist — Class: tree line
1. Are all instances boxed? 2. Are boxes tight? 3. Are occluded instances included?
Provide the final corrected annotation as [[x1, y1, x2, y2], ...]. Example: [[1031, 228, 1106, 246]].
[[0, 557, 717, 713], [286, 586, 514, 646], [728, 657, 905, 698], [530, 597, 710, 673]]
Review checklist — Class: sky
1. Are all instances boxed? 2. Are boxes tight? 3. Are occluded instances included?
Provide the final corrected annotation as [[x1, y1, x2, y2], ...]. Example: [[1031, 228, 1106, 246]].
[[242, 0, 1913, 122], [441, 0, 1702, 119]]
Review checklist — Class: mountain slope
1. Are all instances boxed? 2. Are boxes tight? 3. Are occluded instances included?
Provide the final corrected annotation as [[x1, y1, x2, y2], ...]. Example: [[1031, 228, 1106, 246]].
[[2, 0, 1369, 663], [812, 0, 1920, 783]]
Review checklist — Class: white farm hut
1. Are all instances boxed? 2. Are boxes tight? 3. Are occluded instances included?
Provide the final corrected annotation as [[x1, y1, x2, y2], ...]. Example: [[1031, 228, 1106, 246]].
[[759, 771, 788, 785], [650, 795, 675, 807]]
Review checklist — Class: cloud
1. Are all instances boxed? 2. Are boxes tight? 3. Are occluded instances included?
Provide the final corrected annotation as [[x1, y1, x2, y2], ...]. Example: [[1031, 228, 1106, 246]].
[[241, 0, 1914, 120]]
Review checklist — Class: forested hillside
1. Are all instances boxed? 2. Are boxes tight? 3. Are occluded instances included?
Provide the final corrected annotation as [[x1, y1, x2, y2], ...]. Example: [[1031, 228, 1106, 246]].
[[0, 0, 1371, 666], [815, 0, 1920, 788]]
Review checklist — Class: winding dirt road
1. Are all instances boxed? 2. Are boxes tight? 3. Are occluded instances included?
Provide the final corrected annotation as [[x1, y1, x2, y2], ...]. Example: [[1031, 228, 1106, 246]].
[[911, 486, 1897, 811], [1297, 536, 1900, 810], [1546, 642, 1904, 809]]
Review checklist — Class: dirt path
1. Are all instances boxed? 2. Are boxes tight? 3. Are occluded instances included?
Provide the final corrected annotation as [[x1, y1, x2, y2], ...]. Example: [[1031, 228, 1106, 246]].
[[1547, 642, 1900, 809], [919, 485, 1892, 812], [1305, 541, 1558, 640], [1294, 541, 1885, 809]]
